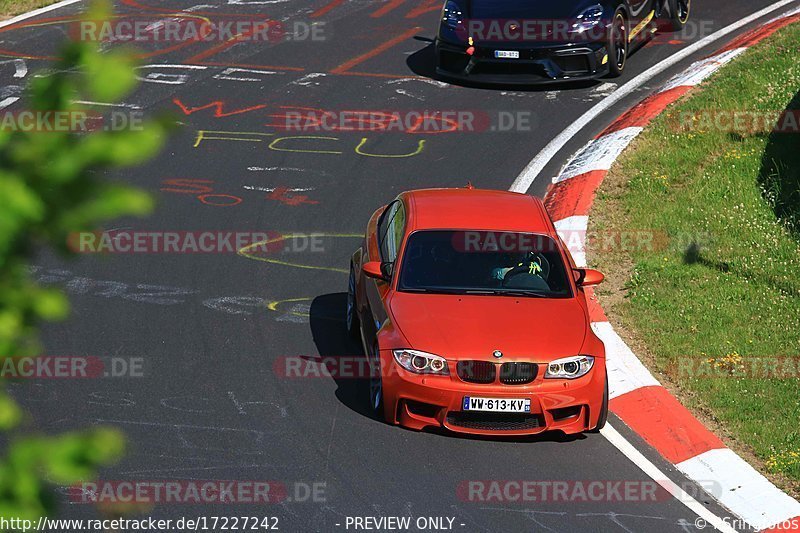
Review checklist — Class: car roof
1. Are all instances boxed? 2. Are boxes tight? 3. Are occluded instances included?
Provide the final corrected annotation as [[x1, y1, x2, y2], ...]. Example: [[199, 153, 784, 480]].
[[401, 188, 553, 234]]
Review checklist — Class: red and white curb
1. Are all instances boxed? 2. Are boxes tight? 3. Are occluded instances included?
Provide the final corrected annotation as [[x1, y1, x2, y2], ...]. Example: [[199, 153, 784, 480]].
[[543, 9, 800, 532]]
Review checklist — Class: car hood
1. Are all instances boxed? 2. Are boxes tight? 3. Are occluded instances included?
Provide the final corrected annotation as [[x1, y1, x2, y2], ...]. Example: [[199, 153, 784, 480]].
[[467, 0, 596, 20], [388, 292, 588, 362]]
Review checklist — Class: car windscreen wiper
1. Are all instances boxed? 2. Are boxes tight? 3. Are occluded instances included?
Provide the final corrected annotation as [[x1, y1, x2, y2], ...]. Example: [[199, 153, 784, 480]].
[[402, 287, 510, 295], [401, 287, 470, 294], [403, 288, 552, 297], [481, 289, 549, 298]]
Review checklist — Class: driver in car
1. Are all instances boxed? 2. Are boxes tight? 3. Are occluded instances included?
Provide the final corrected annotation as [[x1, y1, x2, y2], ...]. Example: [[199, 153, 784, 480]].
[[492, 252, 549, 289]]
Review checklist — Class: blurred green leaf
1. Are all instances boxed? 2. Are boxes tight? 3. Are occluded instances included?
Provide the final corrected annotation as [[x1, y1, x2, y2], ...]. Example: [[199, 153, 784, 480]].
[[31, 289, 68, 322], [0, 0, 171, 525], [0, 392, 22, 430], [84, 49, 138, 102]]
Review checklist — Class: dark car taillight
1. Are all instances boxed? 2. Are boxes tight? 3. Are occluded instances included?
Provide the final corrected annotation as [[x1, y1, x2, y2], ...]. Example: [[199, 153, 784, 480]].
[[457, 361, 496, 384], [499, 362, 538, 385]]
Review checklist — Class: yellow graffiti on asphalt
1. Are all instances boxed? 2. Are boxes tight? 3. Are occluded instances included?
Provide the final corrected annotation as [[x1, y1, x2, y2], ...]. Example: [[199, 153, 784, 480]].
[[193, 129, 427, 158], [238, 232, 360, 274], [355, 137, 425, 158], [266, 297, 312, 317], [268, 136, 342, 154], [194, 130, 273, 147]]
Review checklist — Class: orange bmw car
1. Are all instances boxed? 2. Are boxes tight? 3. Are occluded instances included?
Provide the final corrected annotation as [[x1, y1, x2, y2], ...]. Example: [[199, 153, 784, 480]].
[[347, 187, 607, 436]]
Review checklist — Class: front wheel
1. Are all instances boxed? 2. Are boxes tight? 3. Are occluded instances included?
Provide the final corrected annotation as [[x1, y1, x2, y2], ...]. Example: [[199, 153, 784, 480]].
[[606, 9, 628, 78], [346, 263, 360, 339], [368, 344, 385, 420], [666, 0, 690, 31], [589, 375, 609, 433]]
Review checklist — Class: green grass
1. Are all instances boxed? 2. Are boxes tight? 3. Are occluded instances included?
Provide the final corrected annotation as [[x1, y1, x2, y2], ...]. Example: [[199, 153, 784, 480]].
[[0, 0, 59, 18], [590, 22, 800, 492]]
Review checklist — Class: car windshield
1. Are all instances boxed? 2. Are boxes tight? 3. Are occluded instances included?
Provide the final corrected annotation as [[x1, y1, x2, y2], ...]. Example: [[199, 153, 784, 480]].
[[398, 230, 572, 297]]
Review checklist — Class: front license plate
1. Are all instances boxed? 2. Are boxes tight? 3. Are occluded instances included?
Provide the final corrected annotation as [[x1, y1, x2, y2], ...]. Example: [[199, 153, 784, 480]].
[[494, 50, 520, 59], [463, 397, 530, 413]]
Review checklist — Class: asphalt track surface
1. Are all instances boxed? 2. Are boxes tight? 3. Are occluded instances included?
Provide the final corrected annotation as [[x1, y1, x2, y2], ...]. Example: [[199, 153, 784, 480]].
[[2, 1, 795, 531]]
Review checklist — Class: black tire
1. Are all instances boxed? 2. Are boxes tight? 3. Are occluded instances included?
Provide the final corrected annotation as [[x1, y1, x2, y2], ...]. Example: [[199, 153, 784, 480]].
[[606, 8, 628, 78], [665, 0, 690, 31], [368, 343, 385, 420], [346, 263, 360, 339], [589, 375, 609, 433]]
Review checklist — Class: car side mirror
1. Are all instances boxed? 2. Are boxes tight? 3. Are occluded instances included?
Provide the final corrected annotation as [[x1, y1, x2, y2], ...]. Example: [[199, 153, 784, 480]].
[[574, 268, 604, 287], [380, 262, 393, 279], [363, 261, 388, 281]]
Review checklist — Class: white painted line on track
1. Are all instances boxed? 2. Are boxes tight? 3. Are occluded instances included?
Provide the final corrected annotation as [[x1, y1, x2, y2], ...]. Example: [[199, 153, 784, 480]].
[[0, 59, 28, 78], [247, 166, 319, 173], [0, 0, 82, 29], [73, 100, 142, 109], [0, 96, 19, 109], [386, 77, 450, 89], [242, 185, 314, 193], [768, 4, 800, 22], [291, 73, 327, 86], [602, 424, 738, 533], [509, 0, 800, 193]]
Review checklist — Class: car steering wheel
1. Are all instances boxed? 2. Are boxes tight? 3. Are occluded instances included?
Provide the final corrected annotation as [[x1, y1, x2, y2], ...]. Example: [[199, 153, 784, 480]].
[[501, 254, 551, 289]]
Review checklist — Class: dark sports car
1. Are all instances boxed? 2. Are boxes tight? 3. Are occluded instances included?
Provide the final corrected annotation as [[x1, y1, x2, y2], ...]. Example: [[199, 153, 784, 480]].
[[435, 0, 690, 84]]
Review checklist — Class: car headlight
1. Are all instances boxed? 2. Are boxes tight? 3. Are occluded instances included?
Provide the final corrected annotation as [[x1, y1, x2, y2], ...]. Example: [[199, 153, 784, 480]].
[[545, 355, 594, 379], [393, 349, 450, 375], [572, 4, 604, 33], [441, 0, 463, 30]]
